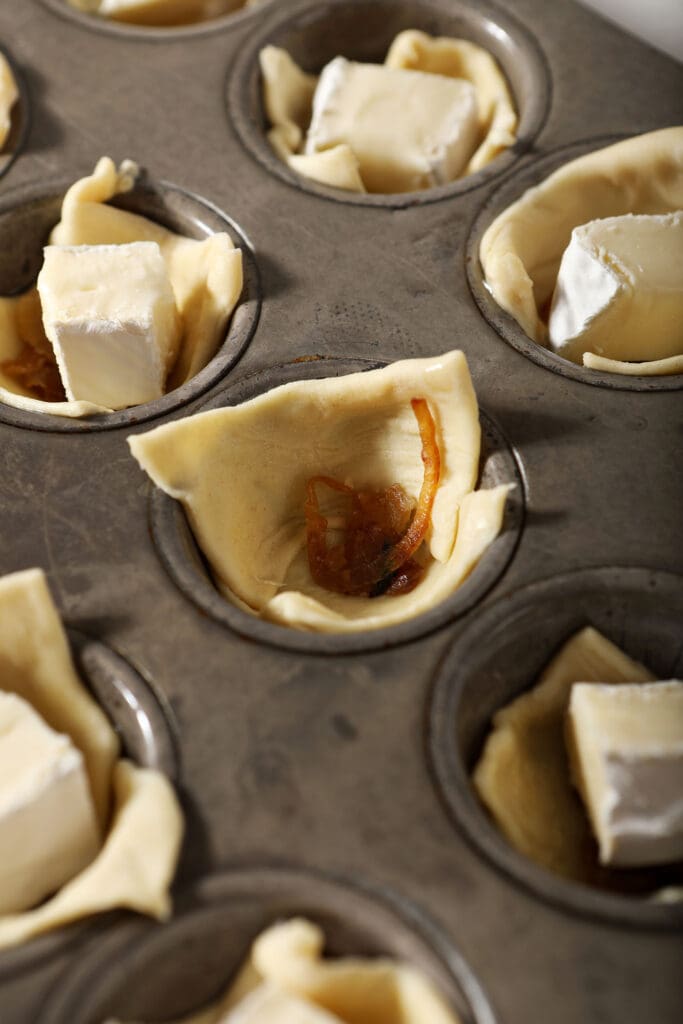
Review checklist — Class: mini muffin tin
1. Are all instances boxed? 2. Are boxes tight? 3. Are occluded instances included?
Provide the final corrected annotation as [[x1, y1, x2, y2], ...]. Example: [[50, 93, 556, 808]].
[[1, 1, 682, 1023]]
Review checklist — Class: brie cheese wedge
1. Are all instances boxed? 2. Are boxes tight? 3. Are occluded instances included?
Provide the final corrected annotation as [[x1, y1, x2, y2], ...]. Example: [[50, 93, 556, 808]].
[[305, 57, 479, 193], [0, 692, 100, 915], [548, 212, 683, 363], [567, 680, 683, 867], [38, 241, 180, 410]]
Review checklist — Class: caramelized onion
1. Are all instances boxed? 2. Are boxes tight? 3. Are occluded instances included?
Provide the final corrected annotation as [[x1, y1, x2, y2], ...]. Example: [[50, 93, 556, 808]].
[[305, 398, 441, 597], [1, 343, 66, 402]]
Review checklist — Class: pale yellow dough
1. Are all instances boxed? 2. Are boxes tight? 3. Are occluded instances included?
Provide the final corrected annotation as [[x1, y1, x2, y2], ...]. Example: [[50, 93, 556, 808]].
[[0, 568, 183, 950], [260, 30, 517, 193], [473, 627, 654, 883], [479, 127, 683, 375], [110, 917, 461, 1024], [0, 157, 243, 417], [128, 352, 510, 634], [0, 51, 18, 150]]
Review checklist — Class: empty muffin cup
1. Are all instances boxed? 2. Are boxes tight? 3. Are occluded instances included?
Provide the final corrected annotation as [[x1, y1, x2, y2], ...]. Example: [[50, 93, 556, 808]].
[[429, 565, 683, 928], [40, 0, 276, 39]]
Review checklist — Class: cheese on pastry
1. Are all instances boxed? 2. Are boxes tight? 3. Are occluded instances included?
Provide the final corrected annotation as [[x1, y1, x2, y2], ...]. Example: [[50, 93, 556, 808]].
[[472, 627, 656, 883], [479, 127, 683, 375], [0, 568, 183, 950], [260, 31, 517, 193], [0, 157, 243, 417], [548, 213, 683, 364], [0, 51, 18, 151], [128, 352, 510, 634]]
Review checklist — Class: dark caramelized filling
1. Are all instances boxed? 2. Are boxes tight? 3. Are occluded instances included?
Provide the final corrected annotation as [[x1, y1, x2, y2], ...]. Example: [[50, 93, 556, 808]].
[[304, 398, 441, 598], [1, 343, 66, 402]]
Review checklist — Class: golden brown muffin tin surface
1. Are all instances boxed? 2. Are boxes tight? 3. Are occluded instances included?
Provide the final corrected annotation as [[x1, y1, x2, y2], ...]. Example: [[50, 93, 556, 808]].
[[1, 1, 682, 1022]]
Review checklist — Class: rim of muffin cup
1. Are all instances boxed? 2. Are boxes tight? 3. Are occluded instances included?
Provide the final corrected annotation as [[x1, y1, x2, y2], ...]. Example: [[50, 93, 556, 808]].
[[0, 627, 179, 977], [38, 0, 279, 41], [428, 565, 683, 930], [0, 172, 260, 433], [466, 134, 683, 392], [0, 42, 30, 181], [141, 355, 525, 655], [35, 865, 498, 1024], [227, 0, 551, 208]]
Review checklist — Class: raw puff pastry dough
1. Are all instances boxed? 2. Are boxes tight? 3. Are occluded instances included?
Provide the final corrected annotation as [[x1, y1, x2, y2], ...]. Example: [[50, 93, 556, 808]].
[[472, 627, 655, 884], [260, 29, 517, 193], [479, 127, 683, 376], [0, 50, 18, 150], [128, 352, 510, 634], [111, 917, 461, 1024], [0, 157, 243, 417], [0, 568, 183, 949]]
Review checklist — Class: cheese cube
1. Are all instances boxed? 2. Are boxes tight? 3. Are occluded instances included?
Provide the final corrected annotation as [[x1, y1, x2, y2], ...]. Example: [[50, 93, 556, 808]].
[[0, 692, 101, 914], [221, 984, 343, 1023], [38, 242, 180, 410], [548, 212, 683, 363], [304, 57, 479, 193], [567, 681, 683, 867]]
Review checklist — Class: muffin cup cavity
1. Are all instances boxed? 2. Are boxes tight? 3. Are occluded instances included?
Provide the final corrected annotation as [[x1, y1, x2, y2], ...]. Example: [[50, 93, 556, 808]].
[[144, 356, 524, 655], [0, 43, 29, 181], [467, 136, 683, 392], [36, 866, 496, 1024], [227, 0, 550, 208], [429, 566, 683, 929], [39, 0, 277, 41], [0, 173, 260, 432], [0, 629, 178, 977]]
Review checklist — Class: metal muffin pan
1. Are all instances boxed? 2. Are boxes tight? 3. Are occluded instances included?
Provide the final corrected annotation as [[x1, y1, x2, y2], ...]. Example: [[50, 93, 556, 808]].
[[1, 1, 682, 1023]]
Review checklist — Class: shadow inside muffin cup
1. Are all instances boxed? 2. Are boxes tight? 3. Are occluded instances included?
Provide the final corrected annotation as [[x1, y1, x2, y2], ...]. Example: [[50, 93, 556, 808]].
[[0, 172, 260, 433], [466, 136, 683, 392], [0, 628, 178, 977], [429, 565, 683, 929], [144, 356, 524, 656], [227, 0, 550, 207], [36, 866, 496, 1024]]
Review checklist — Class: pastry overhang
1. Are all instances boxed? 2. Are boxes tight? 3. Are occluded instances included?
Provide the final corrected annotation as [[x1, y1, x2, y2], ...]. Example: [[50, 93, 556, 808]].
[[0, 51, 18, 151], [472, 626, 667, 884], [479, 127, 683, 376], [260, 29, 517, 194], [108, 917, 462, 1024], [128, 351, 510, 634], [0, 568, 183, 949], [0, 157, 243, 418]]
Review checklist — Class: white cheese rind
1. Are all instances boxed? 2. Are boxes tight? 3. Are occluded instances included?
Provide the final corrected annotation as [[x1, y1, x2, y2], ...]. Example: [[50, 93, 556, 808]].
[[38, 241, 180, 410], [567, 680, 683, 867], [304, 57, 479, 193], [0, 692, 100, 915], [548, 212, 683, 364]]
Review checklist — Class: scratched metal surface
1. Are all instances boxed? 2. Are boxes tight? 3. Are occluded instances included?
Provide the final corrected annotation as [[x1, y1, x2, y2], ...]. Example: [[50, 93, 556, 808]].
[[0, 0, 682, 1022]]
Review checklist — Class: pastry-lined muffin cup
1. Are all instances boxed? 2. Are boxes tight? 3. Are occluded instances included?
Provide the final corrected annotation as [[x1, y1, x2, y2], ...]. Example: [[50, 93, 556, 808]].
[[36, 866, 496, 1024], [429, 565, 683, 929], [0, 627, 179, 975], [39, 0, 277, 40], [0, 172, 260, 432], [467, 136, 683, 391], [0, 42, 29, 181], [141, 356, 524, 655], [227, 0, 550, 208]]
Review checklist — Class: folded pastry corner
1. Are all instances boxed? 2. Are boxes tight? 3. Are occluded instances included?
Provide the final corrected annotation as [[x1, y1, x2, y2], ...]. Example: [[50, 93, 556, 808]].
[[0, 567, 183, 950], [129, 351, 510, 633]]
